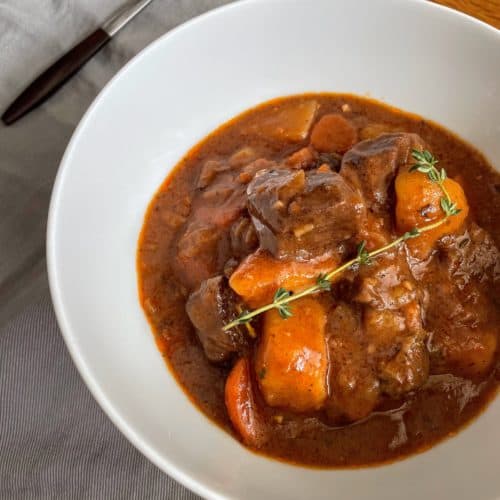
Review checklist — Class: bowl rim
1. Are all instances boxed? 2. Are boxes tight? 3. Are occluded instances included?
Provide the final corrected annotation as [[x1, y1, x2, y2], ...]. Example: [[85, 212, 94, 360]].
[[46, 0, 499, 498]]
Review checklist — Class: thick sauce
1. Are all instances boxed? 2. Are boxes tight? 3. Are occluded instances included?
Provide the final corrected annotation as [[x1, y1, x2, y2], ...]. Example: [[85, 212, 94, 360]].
[[137, 94, 499, 467]]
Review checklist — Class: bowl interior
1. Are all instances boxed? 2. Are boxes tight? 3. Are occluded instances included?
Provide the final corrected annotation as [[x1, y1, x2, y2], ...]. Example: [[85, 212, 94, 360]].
[[48, 0, 500, 498]]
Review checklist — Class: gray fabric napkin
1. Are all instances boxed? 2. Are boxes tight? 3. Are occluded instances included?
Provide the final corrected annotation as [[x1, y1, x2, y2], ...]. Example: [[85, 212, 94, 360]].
[[0, 0, 233, 498], [0, 295, 200, 499], [0, 0, 231, 327]]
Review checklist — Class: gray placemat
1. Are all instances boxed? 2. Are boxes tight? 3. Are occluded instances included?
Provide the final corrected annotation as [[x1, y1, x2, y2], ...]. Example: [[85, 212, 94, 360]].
[[0, 294, 201, 500]]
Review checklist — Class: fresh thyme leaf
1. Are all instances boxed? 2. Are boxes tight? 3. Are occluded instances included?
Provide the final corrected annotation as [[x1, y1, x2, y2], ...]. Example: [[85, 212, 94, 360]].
[[357, 240, 372, 265], [440, 197, 449, 214], [274, 287, 292, 302], [277, 303, 293, 319], [316, 273, 332, 291], [412, 149, 438, 168], [428, 169, 440, 183], [273, 288, 293, 319], [258, 367, 267, 380], [440, 197, 461, 216], [410, 149, 442, 184]]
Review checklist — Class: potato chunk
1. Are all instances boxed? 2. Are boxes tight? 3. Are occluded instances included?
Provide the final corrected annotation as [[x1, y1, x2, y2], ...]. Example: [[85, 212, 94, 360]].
[[395, 171, 469, 258], [255, 298, 328, 412], [244, 100, 318, 142]]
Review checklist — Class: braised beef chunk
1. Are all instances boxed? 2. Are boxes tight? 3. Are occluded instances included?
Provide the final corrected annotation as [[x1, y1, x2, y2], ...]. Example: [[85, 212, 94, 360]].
[[247, 168, 366, 260], [326, 303, 381, 422], [175, 222, 231, 290], [186, 276, 248, 362], [230, 216, 258, 258], [340, 133, 425, 214], [439, 223, 500, 294], [325, 248, 430, 422], [424, 225, 500, 378], [355, 248, 429, 397]]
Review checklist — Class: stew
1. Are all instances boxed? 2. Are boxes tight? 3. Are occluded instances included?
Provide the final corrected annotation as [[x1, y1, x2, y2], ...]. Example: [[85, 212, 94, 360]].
[[137, 94, 499, 467]]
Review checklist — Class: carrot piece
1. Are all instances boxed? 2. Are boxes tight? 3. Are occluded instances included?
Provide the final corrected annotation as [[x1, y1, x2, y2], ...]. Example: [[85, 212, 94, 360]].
[[229, 251, 337, 308], [255, 298, 328, 412], [310, 114, 357, 154], [395, 171, 469, 258], [225, 358, 267, 447]]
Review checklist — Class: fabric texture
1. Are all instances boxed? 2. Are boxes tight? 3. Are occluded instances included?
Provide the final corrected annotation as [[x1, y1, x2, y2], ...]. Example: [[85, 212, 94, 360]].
[[0, 0, 231, 327], [0, 295, 200, 499], [0, 1, 233, 498]]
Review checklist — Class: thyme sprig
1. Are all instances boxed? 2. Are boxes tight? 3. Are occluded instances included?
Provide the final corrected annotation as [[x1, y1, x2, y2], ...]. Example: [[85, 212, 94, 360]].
[[223, 149, 458, 331], [410, 150, 461, 216]]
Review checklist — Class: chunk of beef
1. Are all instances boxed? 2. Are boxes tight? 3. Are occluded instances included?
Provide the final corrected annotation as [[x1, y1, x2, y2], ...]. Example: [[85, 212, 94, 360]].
[[355, 248, 429, 397], [340, 133, 426, 214], [440, 223, 500, 293], [326, 303, 381, 422], [424, 270, 498, 378], [423, 224, 500, 378], [176, 157, 280, 289], [326, 247, 430, 420], [186, 276, 248, 362], [175, 222, 231, 290], [230, 216, 258, 258], [247, 168, 366, 260]]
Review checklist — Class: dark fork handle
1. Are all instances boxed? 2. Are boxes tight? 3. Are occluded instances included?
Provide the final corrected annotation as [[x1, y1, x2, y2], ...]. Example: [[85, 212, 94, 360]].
[[2, 28, 111, 126]]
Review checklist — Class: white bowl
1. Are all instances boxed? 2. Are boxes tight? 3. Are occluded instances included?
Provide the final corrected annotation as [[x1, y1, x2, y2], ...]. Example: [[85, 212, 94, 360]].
[[47, 0, 500, 498]]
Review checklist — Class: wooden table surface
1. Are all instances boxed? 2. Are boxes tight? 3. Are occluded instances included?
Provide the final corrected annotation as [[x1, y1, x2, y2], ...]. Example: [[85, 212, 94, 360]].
[[432, 0, 500, 28]]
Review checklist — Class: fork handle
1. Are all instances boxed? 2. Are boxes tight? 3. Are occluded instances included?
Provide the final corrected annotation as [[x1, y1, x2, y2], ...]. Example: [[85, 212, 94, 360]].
[[2, 28, 111, 126]]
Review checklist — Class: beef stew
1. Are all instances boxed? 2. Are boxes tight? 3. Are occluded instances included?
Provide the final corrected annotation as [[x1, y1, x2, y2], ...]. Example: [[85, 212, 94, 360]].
[[138, 94, 499, 467]]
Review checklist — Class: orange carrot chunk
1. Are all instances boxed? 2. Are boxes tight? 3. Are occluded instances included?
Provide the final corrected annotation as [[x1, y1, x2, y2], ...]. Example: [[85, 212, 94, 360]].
[[395, 171, 469, 259], [229, 250, 336, 308], [310, 114, 357, 154], [255, 298, 328, 412], [225, 358, 268, 447]]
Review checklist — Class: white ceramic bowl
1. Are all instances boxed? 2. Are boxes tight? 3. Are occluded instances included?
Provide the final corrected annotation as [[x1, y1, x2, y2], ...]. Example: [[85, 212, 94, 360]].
[[47, 0, 500, 498]]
